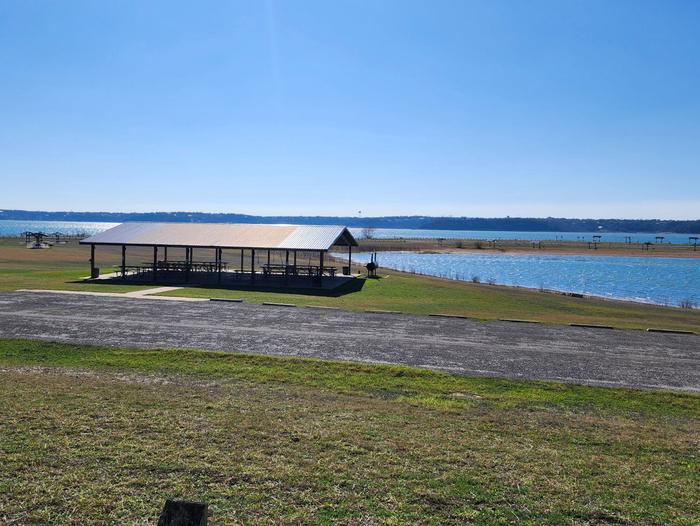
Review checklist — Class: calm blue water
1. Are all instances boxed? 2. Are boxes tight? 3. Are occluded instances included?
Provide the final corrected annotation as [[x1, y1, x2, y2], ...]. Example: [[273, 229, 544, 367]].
[[0, 220, 698, 245], [348, 251, 700, 307], [0, 220, 119, 236]]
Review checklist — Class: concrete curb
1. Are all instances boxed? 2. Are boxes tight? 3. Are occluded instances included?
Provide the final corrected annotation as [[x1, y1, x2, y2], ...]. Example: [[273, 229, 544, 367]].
[[429, 313, 470, 319], [498, 318, 542, 324], [210, 298, 244, 303], [305, 305, 341, 310], [570, 323, 615, 330], [647, 328, 696, 335], [262, 302, 297, 308], [365, 309, 402, 314]]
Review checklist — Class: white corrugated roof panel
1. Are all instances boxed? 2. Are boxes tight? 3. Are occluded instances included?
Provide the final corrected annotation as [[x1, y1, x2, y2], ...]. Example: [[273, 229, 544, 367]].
[[80, 222, 357, 251]]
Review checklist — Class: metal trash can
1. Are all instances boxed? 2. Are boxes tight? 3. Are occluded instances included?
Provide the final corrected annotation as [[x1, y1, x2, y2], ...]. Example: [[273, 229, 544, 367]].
[[342, 266, 351, 276], [91, 267, 100, 279]]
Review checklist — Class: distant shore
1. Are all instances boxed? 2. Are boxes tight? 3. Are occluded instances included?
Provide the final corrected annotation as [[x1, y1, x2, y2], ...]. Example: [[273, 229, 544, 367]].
[[358, 238, 700, 259], [3, 234, 698, 258], [441, 247, 700, 259], [2, 209, 699, 235]]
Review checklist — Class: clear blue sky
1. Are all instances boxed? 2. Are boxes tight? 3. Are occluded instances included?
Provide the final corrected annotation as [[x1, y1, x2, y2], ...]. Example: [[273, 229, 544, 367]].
[[1, 0, 699, 219]]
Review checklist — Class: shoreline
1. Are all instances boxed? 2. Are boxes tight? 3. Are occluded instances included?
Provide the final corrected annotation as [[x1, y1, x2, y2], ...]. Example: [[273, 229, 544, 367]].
[[3, 233, 699, 258], [378, 267, 696, 311], [429, 247, 700, 259], [358, 239, 700, 259], [332, 252, 699, 310]]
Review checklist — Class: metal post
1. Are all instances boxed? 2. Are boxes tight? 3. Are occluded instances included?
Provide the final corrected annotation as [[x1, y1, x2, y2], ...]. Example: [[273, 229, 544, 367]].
[[294, 250, 297, 266], [217, 248, 222, 284], [240, 248, 244, 273], [318, 250, 324, 286], [121, 245, 126, 280], [90, 244, 95, 277], [267, 249, 271, 268], [164, 246, 168, 262], [348, 245, 352, 275], [251, 249, 256, 282], [153, 246, 158, 281], [284, 250, 289, 282], [185, 247, 190, 282]]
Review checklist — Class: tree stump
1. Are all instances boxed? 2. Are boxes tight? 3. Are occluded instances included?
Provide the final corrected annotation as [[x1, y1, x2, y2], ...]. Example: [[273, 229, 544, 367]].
[[157, 499, 207, 526]]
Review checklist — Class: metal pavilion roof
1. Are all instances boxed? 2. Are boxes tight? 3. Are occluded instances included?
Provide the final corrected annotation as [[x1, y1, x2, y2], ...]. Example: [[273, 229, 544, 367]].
[[79, 222, 358, 251]]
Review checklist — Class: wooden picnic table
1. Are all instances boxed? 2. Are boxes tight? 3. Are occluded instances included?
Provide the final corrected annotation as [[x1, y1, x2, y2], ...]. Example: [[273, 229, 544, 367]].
[[113, 265, 151, 278], [261, 264, 297, 277], [261, 264, 336, 277], [143, 260, 228, 273]]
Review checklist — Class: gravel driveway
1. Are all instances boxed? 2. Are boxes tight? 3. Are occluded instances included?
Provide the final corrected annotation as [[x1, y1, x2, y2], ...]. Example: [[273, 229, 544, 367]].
[[0, 291, 698, 392]]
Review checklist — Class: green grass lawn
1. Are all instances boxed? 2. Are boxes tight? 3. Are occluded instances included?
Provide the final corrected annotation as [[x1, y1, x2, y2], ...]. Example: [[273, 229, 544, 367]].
[[2, 237, 699, 332], [0, 339, 698, 525], [0, 239, 156, 294]]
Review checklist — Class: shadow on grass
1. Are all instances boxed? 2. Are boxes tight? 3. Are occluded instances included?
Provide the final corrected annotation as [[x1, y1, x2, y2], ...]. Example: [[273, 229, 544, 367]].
[[192, 277, 368, 298], [69, 275, 369, 298]]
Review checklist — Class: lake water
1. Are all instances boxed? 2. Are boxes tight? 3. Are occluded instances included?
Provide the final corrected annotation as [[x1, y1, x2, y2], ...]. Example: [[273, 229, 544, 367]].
[[0, 220, 698, 244], [347, 251, 700, 308], [0, 220, 120, 237]]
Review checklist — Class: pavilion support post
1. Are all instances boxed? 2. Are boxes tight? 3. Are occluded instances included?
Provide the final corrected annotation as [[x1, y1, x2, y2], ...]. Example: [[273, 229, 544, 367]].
[[318, 250, 324, 287], [90, 244, 96, 278], [185, 247, 190, 283], [164, 246, 168, 262], [240, 249, 244, 273], [153, 246, 158, 282], [284, 250, 290, 283], [348, 245, 352, 275], [251, 249, 256, 282], [217, 248, 222, 284], [267, 249, 271, 268], [121, 245, 126, 280]]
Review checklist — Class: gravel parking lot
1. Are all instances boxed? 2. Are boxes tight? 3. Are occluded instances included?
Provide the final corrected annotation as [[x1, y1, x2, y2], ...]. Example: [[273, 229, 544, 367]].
[[0, 291, 698, 391]]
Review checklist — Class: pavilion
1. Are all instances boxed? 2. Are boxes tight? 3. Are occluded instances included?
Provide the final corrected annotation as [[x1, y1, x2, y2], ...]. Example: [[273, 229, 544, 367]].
[[79, 222, 358, 287]]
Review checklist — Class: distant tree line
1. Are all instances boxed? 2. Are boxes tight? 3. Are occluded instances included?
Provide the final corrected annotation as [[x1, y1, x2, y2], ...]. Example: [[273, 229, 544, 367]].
[[1, 209, 699, 234]]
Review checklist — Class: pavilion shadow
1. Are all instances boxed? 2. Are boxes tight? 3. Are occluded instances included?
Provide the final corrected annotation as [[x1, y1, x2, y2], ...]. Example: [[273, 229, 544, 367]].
[[72, 274, 367, 298], [186, 276, 367, 298]]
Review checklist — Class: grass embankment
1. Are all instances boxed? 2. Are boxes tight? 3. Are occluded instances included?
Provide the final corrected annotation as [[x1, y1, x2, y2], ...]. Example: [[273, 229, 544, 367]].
[[162, 273, 700, 333], [2, 237, 699, 332], [0, 339, 698, 525]]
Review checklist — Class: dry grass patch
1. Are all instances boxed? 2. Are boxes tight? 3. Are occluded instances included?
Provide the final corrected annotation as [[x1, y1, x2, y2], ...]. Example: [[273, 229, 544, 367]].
[[0, 340, 698, 525]]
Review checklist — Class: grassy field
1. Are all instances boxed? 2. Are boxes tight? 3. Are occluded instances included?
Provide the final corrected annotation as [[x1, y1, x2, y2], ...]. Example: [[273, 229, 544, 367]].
[[2, 237, 699, 332], [0, 238, 153, 293], [0, 339, 698, 525]]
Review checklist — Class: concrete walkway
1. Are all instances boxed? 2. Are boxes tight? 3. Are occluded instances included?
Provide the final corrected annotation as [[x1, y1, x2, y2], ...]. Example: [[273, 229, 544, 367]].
[[123, 286, 186, 297], [15, 287, 208, 302], [1, 291, 698, 392]]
